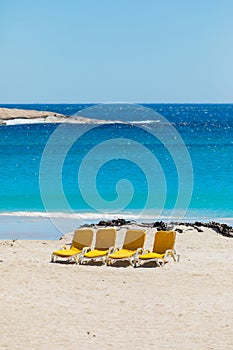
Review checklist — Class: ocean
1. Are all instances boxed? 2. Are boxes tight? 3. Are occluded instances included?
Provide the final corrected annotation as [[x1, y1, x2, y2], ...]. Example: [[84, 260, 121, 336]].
[[0, 103, 232, 238]]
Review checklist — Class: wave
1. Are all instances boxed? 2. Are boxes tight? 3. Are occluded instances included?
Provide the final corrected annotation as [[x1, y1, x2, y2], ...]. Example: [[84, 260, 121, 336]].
[[130, 120, 161, 125], [0, 210, 232, 223], [0, 211, 164, 220]]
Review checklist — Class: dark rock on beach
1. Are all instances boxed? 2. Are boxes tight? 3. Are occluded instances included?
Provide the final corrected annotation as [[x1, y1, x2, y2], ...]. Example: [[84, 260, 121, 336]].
[[175, 228, 183, 233], [176, 221, 233, 238], [152, 221, 167, 231], [206, 222, 233, 237], [87, 218, 233, 238], [96, 218, 132, 227]]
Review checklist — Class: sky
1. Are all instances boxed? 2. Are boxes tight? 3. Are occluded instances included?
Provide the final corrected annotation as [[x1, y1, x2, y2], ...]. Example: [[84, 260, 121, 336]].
[[0, 0, 233, 103]]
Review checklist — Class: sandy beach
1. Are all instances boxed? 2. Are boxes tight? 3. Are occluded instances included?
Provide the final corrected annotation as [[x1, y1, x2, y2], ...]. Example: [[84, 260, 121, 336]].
[[1, 224, 233, 350], [1, 0, 233, 348]]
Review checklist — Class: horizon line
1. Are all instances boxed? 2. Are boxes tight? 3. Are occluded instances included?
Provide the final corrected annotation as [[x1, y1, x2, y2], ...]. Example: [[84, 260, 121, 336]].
[[1, 101, 233, 105]]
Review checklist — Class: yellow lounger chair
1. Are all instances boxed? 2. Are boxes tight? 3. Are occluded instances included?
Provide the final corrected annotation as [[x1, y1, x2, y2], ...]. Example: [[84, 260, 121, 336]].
[[106, 229, 146, 266], [51, 228, 94, 264], [135, 230, 179, 267], [79, 228, 116, 265]]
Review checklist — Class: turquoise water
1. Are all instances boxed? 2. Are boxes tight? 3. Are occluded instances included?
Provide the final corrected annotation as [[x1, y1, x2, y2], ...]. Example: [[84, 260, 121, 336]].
[[0, 103, 232, 221]]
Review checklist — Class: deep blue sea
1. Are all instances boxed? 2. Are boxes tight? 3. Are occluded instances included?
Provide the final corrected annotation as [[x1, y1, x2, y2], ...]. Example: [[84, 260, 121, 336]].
[[0, 103, 232, 224]]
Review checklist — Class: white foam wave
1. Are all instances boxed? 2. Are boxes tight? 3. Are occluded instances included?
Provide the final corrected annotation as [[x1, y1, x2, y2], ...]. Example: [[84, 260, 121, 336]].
[[0, 211, 157, 220], [131, 120, 160, 124], [0, 211, 231, 223]]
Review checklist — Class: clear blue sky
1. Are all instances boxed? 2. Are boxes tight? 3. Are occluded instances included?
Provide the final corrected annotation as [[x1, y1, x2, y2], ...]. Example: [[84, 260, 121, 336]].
[[0, 0, 233, 103]]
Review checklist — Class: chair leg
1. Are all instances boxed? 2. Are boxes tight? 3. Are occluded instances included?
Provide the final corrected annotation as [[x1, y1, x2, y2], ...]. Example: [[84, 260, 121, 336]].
[[159, 259, 164, 267], [106, 258, 111, 266], [129, 257, 134, 267]]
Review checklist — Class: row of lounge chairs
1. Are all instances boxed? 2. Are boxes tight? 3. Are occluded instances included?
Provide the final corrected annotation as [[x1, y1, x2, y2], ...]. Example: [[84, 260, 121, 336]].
[[51, 228, 179, 267]]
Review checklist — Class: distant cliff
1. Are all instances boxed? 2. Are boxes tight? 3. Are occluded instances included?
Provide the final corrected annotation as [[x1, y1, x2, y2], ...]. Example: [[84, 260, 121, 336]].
[[0, 108, 67, 125], [0, 108, 112, 125]]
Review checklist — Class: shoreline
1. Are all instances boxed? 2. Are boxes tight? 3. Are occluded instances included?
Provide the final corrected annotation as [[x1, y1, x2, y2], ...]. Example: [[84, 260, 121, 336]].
[[0, 213, 232, 240]]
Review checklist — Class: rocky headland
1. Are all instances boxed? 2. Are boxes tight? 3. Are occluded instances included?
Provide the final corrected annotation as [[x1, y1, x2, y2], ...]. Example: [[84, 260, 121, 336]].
[[0, 107, 112, 125]]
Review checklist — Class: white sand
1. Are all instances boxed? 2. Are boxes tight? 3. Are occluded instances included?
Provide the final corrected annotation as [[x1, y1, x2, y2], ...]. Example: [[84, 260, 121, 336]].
[[0, 225, 233, 350]]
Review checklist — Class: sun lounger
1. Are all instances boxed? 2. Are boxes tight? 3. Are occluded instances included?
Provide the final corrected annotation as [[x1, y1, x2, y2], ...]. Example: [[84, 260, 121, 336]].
[[135, 230, 179, 267], [106, 229, 146, 266], [51, 228, 94, 263], [78, 228, 116, 265]]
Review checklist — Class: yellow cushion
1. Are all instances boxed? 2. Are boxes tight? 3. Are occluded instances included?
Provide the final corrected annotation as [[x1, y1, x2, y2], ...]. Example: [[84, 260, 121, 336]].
[[53, 247, 81, 257], [139, 252, 164, 260], [109, 249, 137, 259], [84, 249, 109, 258]]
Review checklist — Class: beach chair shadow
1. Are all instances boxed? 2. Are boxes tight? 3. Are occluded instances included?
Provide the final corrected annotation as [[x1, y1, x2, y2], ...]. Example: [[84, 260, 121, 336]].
[[106, 229, 146, 267], [51, 228, 94, 264], [78, 228, 116, 265], [134, 230, 179, 268]]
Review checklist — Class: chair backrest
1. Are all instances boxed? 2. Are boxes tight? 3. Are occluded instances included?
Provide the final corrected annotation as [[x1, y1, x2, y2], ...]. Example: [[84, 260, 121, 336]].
[[153, 230, 176, 254], [72, 228, 94, 250], [95, 228, 116, 250], [122, 229, 146, 250]]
